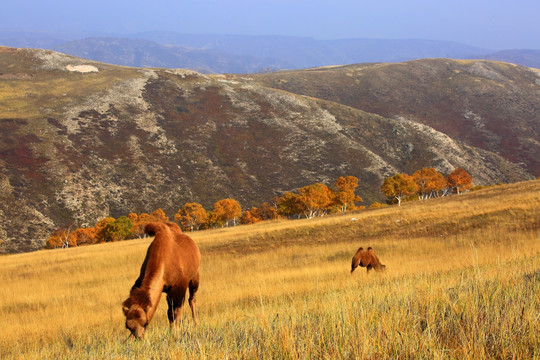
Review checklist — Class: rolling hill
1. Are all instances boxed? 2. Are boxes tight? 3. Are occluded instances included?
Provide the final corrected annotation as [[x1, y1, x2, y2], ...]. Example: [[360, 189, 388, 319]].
[[246, 59, 540, 178], [0, 47, 536, 253]]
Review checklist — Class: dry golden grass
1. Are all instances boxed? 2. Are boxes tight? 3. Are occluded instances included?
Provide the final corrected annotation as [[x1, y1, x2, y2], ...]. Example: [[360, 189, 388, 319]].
[[0, 180, 539, 359], [0, 67, 140, 119]]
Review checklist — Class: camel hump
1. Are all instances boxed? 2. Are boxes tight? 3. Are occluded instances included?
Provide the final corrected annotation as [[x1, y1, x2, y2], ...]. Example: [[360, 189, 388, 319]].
[[144, 222, 168, 236], [164, 221, 183, 234], [367, 247, 374, 251]]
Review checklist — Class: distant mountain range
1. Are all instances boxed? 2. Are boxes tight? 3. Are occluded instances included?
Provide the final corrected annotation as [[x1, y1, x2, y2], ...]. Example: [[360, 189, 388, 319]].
[[482, 49, 540, 69], [1, 31, 539, 73]]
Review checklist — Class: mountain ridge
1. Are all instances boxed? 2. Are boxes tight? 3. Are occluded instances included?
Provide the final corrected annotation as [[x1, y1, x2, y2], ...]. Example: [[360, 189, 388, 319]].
[[2, 31, 539, 73], [0, 47, 536, 253], [245, 59, 540, 177]]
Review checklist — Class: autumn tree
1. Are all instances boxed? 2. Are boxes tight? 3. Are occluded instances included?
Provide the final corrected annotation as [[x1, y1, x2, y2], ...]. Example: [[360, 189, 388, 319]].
[[175, 203, 207, 231], [129, 209, 170, 237], [268, 196, 280, 213], [45, 228, 72, 249], [204, 211, 218, 229], [135, 214, 150, 236], [130, 212, 154, 238], [45, 225, 96, 249], [412, 168, 447, 200], [447, 168, 473, 194], [151, 208, 169, 222], [240, 208, 261, 225], [254, 202, 280, 221], [278, 192, 302, 218], [381, 173, 418, 206], [334, 176, 363, 212], [139, 208, 169, 226], [213, 198, 242, 227], [68, 227, 97, 246], [239, 202, 279, 225], [128, 212, 145, 238], [297, 183, 334, 218], [95, 217, 116, 243], [100, 216, 133, 242]]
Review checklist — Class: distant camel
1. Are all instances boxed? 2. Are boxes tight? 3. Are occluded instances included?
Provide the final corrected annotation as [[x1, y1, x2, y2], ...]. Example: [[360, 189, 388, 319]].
[[122, 221, 200, 339], [350, 247, 386, 274]]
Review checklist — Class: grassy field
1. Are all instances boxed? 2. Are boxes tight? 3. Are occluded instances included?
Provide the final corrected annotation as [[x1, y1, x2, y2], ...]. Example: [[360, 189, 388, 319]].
[[1, 180, 539, 359]]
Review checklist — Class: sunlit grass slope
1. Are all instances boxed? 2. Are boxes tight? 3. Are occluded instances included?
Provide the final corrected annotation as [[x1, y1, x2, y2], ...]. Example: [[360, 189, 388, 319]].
[[1, 180, 539, 359]]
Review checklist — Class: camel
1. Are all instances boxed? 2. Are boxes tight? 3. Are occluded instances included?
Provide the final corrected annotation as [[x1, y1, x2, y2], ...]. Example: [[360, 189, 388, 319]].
[[122, 221, 200, 339], [350, 247, 386, 274]]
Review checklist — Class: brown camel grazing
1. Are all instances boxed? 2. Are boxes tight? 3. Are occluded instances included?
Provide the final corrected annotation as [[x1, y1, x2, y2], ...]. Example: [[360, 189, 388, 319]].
[[350, 247, 386, 274], [122, 221, 200, 339]]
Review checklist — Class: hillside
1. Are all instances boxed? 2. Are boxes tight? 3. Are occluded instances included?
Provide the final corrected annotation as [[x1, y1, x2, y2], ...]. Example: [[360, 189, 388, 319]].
[[0, 47, 535, 253], [247, 59, 540, 177], [1, 180, 539, 358]]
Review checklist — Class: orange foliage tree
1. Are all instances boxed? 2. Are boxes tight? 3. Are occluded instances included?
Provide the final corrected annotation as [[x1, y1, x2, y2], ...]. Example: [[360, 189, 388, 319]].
[[213, 198, 242, 227], [381, 173, 418, 206], [151, 208, 169, 222], [412, 168, 447, 200], [334, 176, 363, 212], [128, 212, 143, 238], [46, 225, 96, 249], [277, 176, 364, 218], [297, 183, 334, 218], [129, 208, 170, 237], [67, 227, 97, 246], [45, 228, 71, 249], [95, 217, 116, 243], [253, 202, 280, 221], [447, 168, 473, 194], [174, 203, 207, 231], [240, 208, 261, 225]]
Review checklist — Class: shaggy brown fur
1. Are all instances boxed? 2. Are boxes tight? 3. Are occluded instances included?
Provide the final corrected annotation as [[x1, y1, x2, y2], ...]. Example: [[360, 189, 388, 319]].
[[122, 221, 200, 339], [350, 247, 386, 274]]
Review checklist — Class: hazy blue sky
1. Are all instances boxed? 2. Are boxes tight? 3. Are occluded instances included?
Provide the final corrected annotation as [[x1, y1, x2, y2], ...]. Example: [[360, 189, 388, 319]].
[[1, 0, 539, 50]]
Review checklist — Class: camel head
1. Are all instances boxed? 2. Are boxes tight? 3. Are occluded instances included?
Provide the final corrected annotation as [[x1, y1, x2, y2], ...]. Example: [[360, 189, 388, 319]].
[[123, 304, 148, 339]]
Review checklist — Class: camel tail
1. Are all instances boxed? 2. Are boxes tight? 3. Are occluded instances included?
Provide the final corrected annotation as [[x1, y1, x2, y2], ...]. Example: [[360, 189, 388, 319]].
[[144, 222, 168, 237]]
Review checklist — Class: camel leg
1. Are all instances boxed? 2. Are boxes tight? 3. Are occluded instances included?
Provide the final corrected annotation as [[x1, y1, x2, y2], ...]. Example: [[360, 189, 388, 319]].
[[166, 287, 187, 330], [188, 272, 200, 325]]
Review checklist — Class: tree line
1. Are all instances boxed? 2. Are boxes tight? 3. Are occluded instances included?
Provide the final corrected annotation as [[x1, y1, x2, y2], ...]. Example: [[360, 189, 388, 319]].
[[45, 176, 363, 249], [381, 167, 472, 206], [45, 169, 472, 249]]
